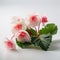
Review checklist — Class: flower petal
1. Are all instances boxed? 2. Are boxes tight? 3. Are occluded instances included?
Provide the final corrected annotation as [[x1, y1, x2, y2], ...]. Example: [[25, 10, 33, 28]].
[[16, 30, 31, 43]]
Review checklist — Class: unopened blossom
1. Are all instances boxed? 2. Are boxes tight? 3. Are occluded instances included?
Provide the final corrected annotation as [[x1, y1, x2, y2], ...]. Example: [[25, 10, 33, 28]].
[[5, 38, 16, 50], [41, 16, 48, 24], [16, 30, 31, 43], [12, 16, 26, 34]]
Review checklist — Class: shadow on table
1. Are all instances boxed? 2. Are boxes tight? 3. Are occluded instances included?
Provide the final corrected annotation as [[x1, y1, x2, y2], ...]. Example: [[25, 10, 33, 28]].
[[48, 40, 60, 51]]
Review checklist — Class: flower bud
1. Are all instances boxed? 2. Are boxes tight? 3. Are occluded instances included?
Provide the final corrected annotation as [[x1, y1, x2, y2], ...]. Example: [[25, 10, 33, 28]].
[[41, 16, 48, 23]]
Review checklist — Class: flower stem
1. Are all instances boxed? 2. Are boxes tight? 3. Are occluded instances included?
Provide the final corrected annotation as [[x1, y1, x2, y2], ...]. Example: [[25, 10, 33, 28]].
[[11, 34, 15, 40], [38, 19, 41, 33], [35, 27, 39, 36]]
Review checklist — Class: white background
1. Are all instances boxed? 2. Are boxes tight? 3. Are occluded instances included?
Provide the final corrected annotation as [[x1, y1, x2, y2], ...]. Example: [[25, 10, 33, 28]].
[[0, 0, 60, 60]]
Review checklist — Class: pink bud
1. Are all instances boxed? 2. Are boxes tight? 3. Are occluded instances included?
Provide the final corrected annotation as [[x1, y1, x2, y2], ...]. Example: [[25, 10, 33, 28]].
[[41, 16, 48, 23], [5, 39, 16, 50], [16, 30, 31, 42]]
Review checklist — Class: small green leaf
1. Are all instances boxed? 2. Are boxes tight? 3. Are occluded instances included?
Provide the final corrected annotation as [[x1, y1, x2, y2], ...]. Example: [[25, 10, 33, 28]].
[[23, 42, 32, 47], [16, 38, 23, 48], [26, 28, 36, 36], [39, 34, 52, 51], [46, 23, 58, 35], [16, 38, 31, 48]]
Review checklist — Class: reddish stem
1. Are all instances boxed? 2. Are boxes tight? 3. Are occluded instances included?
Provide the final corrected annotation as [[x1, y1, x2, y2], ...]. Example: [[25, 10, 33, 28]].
[[38, 19, 41, 33]]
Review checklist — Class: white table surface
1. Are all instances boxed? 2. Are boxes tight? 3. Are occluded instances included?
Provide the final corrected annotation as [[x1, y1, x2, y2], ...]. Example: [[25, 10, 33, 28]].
[[0, 0, 60, 60]]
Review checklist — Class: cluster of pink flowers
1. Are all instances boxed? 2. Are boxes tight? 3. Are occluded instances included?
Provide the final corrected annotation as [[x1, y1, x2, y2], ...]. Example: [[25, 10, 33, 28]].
[[5, 15, 48, 50]]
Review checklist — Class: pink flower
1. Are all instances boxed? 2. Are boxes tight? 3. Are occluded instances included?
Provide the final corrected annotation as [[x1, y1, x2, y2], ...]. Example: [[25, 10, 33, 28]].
[[12, 23, 23, 34], [12, 16, 26, 34], [29, 15, 41, 28], [5, 39, 16, 50], [41, 16, 48, 23], [14, 24, 22, 30], [16, 30, 31, 43]]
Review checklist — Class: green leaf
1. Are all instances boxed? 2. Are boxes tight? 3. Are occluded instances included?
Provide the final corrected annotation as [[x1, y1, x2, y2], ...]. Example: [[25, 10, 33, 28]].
[[26, 28, 36, 36], [31, 36, 40, 46], [16, 38, 23, 48], [46, 23, 58, 35], [39, 23, 58, 35], [39, 34, 52, 51], [31, 34, 52, 51], [16, 38, 31, 48], [22, 42, 32, 47], [39, 27, 49, 35], [31, 36, 37, 44]]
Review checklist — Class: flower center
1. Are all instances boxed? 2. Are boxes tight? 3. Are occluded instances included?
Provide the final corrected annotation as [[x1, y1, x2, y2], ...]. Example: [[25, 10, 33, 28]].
[[19, 32, 26, 38], [30, 15, 37, 22], [6, 41, 13, 48], [14, 24, 22, 30]]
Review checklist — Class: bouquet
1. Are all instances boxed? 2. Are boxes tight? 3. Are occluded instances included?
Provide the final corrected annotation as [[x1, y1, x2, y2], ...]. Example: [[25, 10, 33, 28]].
[[5, 15, 58, 51]]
